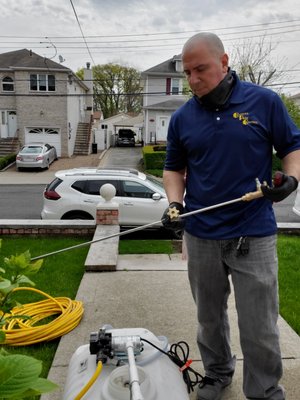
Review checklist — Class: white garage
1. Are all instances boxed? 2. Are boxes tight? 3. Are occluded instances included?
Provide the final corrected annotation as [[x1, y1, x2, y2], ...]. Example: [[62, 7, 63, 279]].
[[25, 127, 61, 156]]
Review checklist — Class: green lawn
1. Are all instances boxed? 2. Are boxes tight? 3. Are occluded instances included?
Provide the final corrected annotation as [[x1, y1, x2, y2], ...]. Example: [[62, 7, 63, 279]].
[[277, 235, 300, 334], [0, 236, 90, 378], [0, 234, 299, 386]]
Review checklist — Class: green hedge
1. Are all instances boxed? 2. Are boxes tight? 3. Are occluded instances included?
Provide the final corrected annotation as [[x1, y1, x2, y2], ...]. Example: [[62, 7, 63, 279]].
[[0, 153, 16, 170], [142, 145, 166, 170], [143, 147, 282, 175]]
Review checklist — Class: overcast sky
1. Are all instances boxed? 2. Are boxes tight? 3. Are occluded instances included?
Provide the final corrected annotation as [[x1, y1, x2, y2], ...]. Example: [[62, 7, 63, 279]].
[[1, 0, 300, 94]]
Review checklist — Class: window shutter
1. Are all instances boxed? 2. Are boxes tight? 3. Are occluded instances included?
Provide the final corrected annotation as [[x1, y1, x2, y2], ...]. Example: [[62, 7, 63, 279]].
[[166, 78, 171, 95]]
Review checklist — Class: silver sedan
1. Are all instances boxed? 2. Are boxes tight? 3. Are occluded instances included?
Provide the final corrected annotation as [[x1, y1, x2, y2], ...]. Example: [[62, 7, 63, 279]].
[[16, 143, 57, 170]]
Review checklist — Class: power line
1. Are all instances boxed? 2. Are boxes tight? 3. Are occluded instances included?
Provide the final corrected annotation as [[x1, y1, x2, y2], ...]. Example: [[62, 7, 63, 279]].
[[1, 24, 300, 47], [1, 18, 300, 40], [1, 23, 300, 45], [1, 81, 300, 98], [69, 0, 95, 65], [1, 28, 300, 55]]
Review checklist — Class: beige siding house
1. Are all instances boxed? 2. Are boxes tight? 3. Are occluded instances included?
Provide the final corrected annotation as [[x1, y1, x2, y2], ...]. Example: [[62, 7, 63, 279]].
[[0, 49, 92, 157]]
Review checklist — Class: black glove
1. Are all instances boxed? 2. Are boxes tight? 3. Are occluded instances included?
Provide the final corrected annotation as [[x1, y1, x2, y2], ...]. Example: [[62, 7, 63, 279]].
[[161, 202, 185, 231], [261, 172, 298, 202]]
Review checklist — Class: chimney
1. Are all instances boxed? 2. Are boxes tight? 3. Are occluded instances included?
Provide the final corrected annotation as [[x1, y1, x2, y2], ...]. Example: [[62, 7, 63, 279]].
[[84, 62, 93, 116]]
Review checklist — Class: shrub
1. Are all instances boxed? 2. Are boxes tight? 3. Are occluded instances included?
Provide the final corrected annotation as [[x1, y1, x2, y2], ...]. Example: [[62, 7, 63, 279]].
[[143, 146, 282, 176], [0, 154, 16, 170], [142, 145, 166, 170], [0, 239, 58, 398]]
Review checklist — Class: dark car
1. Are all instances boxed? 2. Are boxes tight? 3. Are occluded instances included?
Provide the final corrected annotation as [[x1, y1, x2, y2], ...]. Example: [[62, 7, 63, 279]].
[[116, 129, 135, 147]]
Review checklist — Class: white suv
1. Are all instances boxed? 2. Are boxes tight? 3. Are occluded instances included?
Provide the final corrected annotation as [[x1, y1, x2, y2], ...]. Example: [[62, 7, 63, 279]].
[[41, 168, 168, 227]]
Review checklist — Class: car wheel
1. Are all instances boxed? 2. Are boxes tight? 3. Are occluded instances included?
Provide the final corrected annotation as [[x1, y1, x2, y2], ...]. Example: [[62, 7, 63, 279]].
[[62, 212, 94, 220]]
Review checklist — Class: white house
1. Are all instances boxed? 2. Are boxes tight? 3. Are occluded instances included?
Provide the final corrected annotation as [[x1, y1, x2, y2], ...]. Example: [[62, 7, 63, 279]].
[[141, 55, 188, 144], [94, 113, 143, 149]]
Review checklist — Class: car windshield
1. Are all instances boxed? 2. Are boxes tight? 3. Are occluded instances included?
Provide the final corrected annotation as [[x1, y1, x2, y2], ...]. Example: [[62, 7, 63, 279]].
[[145, 174, 164, 192], [119, 130, 134, 138], [21, 146, 43, 154]]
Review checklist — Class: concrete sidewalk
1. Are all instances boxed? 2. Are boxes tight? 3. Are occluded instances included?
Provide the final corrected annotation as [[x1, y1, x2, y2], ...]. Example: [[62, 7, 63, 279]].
[[40, 148, 300, 399], [42, 254, 300, 400]]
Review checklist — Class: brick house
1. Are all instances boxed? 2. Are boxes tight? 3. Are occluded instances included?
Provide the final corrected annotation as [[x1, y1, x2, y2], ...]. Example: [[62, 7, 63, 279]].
[[0, 49, 93, 157], [141, 55, 188, 144]]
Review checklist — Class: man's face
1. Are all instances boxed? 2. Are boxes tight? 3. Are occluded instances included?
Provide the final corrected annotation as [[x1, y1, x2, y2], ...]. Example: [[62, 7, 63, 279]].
[[182, 41, 229, 97]]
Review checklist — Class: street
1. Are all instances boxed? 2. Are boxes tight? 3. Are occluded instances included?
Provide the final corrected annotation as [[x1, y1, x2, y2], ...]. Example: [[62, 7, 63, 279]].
[[0, 184, 45, 219], [0, 183, 298, 223], [0, 147, 299, 223]]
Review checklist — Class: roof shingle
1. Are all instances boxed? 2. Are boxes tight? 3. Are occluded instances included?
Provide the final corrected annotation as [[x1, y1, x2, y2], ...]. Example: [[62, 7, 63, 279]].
[[0, 49, 70, 70]]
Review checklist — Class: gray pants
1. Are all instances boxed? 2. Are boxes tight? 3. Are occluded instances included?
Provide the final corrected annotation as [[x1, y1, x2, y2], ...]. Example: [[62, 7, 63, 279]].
[[185, 232, 285, 400]]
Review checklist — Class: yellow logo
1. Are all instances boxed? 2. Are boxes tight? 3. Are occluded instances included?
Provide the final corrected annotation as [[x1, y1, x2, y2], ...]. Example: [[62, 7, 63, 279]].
[[233, 112, 258, 125]]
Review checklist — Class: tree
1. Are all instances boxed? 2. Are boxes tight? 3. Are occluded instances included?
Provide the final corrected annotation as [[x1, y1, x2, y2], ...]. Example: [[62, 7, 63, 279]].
[[77, 63, 143, 118], [281, 94, 300, 127], [230, 36, 288, 87]]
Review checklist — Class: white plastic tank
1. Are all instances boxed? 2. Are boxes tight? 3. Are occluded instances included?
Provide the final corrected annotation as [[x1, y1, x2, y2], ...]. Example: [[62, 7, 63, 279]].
[[63, 327, 190, 400]]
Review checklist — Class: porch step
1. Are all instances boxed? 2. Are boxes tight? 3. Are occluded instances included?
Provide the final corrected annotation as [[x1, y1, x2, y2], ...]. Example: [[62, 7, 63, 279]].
[[73, 123, 91, 155], [0, 138, 20, 157]]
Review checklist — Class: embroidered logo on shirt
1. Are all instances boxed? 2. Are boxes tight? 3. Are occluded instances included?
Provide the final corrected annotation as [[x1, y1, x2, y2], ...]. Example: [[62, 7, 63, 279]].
[[233, 112, 258, 125]]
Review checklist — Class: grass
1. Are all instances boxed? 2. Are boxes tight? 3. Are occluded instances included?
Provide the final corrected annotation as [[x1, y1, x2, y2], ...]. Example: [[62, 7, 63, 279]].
[[0, 236, 91, 379], [119, 239, 173, 254], [277, 235, 300, 334], [0, 234, 299, 388]]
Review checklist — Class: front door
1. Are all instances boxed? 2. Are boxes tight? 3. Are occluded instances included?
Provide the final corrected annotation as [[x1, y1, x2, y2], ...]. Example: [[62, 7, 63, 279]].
[[0, 110, 17, 138], [156, 115, 169, 141], [8, 111, 17, 137]]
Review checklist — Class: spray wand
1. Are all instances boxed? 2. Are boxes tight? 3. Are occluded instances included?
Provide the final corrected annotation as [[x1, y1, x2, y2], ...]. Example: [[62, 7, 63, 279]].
[[31, 178, 266, 261]]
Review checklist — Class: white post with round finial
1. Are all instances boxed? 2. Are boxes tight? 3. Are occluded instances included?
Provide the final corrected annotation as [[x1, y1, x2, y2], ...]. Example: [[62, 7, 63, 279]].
[[96, 183, 119, 225], [85, 183, 120, 271]]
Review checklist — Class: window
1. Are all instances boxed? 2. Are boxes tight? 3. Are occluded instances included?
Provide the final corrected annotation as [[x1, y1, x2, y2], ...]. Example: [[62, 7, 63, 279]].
[[122, 180, 154, 199], [72, 179, 120, 196], [171, 78, 180, 95], [166, 77, 181, 95], [86, 180, 119, 196], [30, 74, 55, 91], [28, 128, 59, 135], [2, 76, 14, 92]]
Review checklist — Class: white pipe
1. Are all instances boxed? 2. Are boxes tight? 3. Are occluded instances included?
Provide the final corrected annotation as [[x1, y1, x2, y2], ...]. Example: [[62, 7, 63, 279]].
[[126, 341, 144, 400]]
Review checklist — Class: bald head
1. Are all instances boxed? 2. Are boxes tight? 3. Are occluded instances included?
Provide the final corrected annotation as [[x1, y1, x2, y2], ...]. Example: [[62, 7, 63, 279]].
[[182, 32, 229, 98], [182, 32, 225, 58]]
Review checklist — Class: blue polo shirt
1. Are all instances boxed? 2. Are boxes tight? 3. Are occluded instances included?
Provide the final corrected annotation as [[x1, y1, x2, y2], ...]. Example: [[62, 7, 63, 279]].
[[164, 74, 300, 239]]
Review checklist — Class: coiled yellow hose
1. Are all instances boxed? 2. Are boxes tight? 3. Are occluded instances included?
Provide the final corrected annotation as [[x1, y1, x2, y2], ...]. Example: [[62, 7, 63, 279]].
[[1, 287, 84, 346]]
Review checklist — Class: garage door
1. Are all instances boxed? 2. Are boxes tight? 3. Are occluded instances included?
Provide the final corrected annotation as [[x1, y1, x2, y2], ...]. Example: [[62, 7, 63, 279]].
[[25, 127, 61, 156]]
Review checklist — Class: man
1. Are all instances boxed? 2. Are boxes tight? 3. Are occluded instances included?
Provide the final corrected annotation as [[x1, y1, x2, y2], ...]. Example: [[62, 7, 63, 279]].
[[162, 32, 300, 400]]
